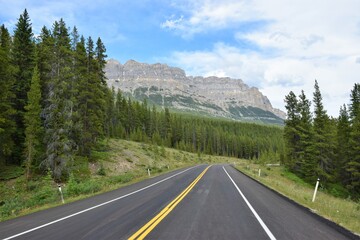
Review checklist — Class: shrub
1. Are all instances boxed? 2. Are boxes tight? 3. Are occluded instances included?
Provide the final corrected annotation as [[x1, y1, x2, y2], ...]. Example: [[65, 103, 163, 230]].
[[66, 176, 103, 197], [97, 164, 106, 176], [327, 184, 350, 198], [0, 197, 24, 218], [30, 186, 57, 205], [108, 173, 134, 184]]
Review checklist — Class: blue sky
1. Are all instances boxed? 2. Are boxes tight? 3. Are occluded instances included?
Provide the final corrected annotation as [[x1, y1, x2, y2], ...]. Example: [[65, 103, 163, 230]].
[[1, 0, 360, 116]]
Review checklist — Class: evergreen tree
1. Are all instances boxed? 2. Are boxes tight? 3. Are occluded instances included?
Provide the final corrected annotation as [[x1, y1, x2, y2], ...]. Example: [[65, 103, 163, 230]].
[[74, 36, 106, 156], [336, 105, 351, 184], [0, 25, 16, 165], [95, 37, 107, 85], [347, 83, 360, 197], [24, 66, 43, 180], [44, 19, 75, 181], [283, 91, 300, 171], [349, 83, 360, 121], [311, 80, 334, 182], [297, 90, 314, 179], [12, 9, 35, 163], [37, 26, 54, 108], [71, 26, 79, 51]]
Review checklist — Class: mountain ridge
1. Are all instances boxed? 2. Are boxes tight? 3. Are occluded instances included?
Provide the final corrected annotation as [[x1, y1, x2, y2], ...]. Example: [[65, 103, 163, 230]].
[[105, 59, 286, 124]]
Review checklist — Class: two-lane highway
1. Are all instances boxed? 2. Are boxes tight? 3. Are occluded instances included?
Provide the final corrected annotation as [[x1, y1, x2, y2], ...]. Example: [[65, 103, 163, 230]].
[[0, 164, 357, 240]]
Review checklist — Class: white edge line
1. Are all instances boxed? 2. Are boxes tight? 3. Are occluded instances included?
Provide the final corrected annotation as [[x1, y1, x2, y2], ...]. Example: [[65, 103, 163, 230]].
[[3, 166, 198, 240], [223, 166, 276, 240]]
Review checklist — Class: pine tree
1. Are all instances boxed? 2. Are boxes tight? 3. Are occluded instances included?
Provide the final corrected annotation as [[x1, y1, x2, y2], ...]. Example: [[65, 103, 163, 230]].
[[311, 80, 334, 182], [12, 9, 35, 163], [70, 26, 79, 51], [0, 25, 16, 165], [347, 83, 360, 197], [44, 19, 75, 181], [24, 66, 43, 180], [283, 91, 300, 171], [349, 83, 360, 121], [37, 26, 54, 109], [95, 37, 107, 85], [297, 90, 314, 179], [75, 36, 106, 156], [336, 105, 351, 184]]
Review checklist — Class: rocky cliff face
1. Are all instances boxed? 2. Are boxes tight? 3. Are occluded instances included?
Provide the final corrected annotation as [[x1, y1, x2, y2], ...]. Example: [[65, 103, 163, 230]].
[[105, 59, 286, 124]]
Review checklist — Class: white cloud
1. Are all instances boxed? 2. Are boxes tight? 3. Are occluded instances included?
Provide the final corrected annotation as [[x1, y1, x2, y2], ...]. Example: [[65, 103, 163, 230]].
[[166, 41, 360, 116], [161, 0, 260, 37], [161, 15, 184, 29], [163, 0, 360, 116]]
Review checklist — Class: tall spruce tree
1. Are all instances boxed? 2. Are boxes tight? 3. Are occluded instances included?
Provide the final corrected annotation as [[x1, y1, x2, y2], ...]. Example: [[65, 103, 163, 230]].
[[297, 90, 314, 179], [24, 66, 43, 180], [349, 83, 360, 121], [347, 83, 360, 197], [311, 80, 334, 182], [72, 36, 87, 154], [44, 19, 75, 181], [12, 9, 35, 163], [284, 91, 300, 170], [0, 25, 16, 165], [95, 37, 107, 85], [75, 36, 106, 156], [37, 26, 54, 109], [71, 26, 79, 51], [336, 105, 351, 184]]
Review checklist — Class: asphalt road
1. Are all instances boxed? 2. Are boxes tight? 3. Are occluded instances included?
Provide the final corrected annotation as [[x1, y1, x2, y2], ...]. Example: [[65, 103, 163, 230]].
[[0, 164, 357, 240]]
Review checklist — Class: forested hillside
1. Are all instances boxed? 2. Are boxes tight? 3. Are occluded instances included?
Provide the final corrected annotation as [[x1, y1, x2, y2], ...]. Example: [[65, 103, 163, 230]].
[[283, 81, 360, 199], [102, 92, 284, 161], [0, 10, 283, 183]]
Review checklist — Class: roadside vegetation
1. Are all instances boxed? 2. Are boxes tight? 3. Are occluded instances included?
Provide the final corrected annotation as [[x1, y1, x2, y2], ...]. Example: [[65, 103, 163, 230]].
[[0, 139, 231, 221], [1, 138, 359, 236], [283, 81, 360, 199], [235, 161, 360, 235]]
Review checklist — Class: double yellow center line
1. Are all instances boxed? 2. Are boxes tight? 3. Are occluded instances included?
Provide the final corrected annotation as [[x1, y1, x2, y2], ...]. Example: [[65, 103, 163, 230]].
[[128, 165, 211, 240]]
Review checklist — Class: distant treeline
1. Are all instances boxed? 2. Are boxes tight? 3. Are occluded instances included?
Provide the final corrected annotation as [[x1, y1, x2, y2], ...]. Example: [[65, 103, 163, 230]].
[[104, 92, 285, 161], [0, 9, 284, 182], [284, 81, 360, 199]]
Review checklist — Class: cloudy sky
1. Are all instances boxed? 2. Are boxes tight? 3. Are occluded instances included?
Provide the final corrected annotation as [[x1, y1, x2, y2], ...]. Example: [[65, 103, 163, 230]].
[[1, 0, 360, 116]]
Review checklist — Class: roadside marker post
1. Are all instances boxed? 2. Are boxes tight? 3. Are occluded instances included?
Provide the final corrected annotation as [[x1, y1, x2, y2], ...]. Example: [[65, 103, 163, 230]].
[[147, 168, 151, 177], [258, 169, 261, 177], [58, 184, 65, 204], [312, 178, 320, 202]]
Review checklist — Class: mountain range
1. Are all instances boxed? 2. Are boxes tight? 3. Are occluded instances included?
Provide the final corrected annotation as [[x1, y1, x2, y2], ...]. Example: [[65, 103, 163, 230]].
[[105, 59, 285, 125]]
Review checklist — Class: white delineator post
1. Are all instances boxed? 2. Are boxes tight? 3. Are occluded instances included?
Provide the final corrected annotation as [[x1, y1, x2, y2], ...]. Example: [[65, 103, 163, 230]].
[[58, 184, 65, 204], [258, 169, 261, 177], [312, 178, 320, 202], [148, 168, 151, 177]]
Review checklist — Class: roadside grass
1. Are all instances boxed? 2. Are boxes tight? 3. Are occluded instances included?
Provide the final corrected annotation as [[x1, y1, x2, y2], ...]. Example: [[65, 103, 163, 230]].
[[2, 139, 358, 236], [234, 161, 360, 235]]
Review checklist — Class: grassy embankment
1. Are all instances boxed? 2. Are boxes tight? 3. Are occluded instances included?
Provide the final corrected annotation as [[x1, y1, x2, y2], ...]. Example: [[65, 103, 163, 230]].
[[234, 162, 360, 235], [0, 139, 231, 222]]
